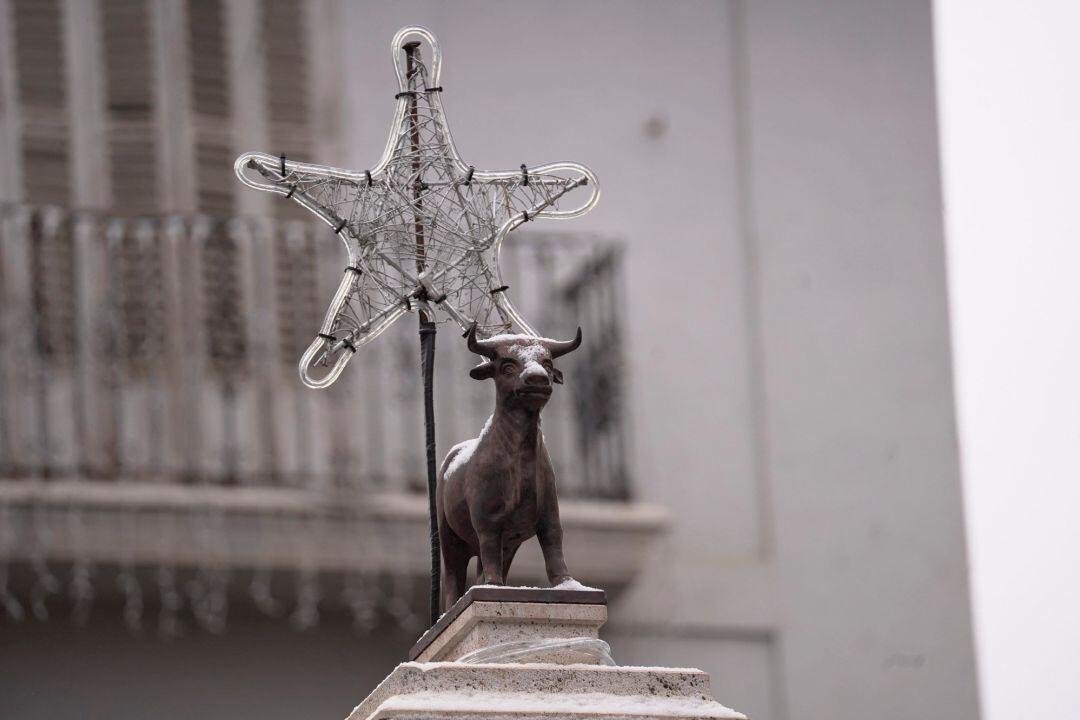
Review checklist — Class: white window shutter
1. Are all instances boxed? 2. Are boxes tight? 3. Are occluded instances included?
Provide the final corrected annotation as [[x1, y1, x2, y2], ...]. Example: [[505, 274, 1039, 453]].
[[12, 0, 71, 206], [262, 0, 311, 219], [101, 0, 158, 216], [187, 0, 233, 218]]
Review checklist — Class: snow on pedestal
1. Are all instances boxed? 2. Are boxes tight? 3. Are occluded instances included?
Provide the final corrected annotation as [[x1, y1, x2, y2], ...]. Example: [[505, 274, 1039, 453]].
[[345, 587, 746, 720]]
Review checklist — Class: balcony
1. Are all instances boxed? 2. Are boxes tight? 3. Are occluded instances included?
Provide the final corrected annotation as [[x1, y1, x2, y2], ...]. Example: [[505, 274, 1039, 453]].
[[0, 203, 665, 631]]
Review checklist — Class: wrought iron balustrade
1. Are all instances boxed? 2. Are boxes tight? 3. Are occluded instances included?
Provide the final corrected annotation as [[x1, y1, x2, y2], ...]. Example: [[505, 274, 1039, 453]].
[[0, 202, 650, 633], [0, 203, 630, 498]]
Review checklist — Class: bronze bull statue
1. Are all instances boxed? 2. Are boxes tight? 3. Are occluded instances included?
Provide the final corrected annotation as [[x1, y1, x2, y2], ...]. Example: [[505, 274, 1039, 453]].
[[436, 326, 583, 609]]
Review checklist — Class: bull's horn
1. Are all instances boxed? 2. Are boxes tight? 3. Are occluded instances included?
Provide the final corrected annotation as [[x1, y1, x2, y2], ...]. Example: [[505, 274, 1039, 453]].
[[466, 323, 500, 358], [544, 327, 583, 359]]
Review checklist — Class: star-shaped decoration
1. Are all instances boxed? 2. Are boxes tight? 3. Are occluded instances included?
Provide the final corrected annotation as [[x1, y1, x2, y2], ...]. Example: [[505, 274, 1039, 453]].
[[235, 26, 599, 388]]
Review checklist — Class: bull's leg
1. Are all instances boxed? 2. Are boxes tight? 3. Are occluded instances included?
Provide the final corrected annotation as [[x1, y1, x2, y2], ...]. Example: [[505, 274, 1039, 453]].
[[477, 530, 505, 585], [440, 526, 472, 611], [537, 519, 572, 586]]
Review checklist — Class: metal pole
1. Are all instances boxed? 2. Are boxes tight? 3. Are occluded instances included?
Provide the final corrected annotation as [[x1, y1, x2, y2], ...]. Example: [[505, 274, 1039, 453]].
[[404, 41, 441, 626], [419, 318, 438, 626]]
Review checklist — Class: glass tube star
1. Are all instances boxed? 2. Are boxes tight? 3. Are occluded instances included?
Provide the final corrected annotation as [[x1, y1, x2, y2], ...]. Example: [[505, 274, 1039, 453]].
[[235, 27, 599, 388]]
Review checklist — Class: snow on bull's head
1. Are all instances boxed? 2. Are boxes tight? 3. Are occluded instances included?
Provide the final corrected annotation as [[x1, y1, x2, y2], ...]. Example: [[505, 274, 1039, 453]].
[[466, 325, 583, 411]]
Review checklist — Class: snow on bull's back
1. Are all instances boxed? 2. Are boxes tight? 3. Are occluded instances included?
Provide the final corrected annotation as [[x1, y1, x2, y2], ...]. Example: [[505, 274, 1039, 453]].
[[444, 415, 493, 477]]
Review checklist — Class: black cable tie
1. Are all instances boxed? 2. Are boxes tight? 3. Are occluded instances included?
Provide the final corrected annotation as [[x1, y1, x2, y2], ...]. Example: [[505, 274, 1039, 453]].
[[424, 86, 443, 93], [403, 297, 412, 311], [521, 210, 530, 222], [319, 332, 356, 353], [464, 166, 475, 186], [364, 170, 372, 186], [414, 282, 446, 305], [285, 183, 297, 199], [334, 218, 347, 234], [344, 265, 362, 276], [395, 90, 417, 99], [280, 154, 287, 176], [520, 164, 529, 186], [491, 285, 510, 294]]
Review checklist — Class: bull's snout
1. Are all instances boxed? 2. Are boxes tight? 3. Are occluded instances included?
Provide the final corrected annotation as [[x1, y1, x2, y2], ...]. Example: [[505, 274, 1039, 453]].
[[517, 363, 553, 399], [523, 369, 550, 386]]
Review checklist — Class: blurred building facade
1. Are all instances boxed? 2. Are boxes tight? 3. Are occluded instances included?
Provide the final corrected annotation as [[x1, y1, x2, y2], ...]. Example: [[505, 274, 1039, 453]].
[[0, 2, 979, 720]]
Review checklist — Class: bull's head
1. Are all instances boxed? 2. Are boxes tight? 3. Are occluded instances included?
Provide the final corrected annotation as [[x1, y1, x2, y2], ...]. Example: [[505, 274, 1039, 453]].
[[466, 325, 583, 411]]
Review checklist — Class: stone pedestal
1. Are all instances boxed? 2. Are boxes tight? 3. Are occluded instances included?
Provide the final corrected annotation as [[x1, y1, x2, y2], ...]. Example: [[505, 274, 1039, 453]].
[[409, 586, 609, 665], [346, 586, 746, 720]]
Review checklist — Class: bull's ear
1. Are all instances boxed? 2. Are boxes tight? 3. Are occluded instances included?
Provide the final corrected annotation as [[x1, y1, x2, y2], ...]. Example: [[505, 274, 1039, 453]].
[[469, 361, 495, 380], [551, 367, 564, 384]]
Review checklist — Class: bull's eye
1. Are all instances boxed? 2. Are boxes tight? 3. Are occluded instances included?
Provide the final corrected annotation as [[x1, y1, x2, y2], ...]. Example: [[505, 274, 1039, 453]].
[[541, 360, 553, 371], [501, 361, 518, 375]]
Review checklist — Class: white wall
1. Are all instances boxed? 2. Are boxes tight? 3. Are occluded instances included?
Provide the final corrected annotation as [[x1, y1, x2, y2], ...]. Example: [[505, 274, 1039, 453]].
[[935, 2, 1080, 719]]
